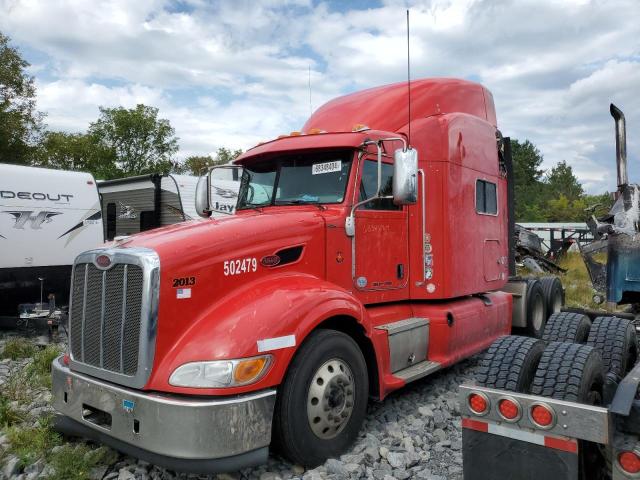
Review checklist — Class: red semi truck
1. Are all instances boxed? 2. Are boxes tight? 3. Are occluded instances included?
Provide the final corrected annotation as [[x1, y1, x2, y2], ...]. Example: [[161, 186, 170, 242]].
[[52, 78, 549, 473]]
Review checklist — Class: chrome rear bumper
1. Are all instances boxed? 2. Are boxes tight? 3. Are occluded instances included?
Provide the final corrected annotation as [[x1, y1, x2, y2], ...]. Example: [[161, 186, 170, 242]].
[[51, 357, 276, 473]]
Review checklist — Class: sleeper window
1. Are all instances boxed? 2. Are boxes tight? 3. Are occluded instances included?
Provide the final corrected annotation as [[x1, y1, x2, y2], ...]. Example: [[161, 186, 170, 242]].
[[476, 179, 497, 215]]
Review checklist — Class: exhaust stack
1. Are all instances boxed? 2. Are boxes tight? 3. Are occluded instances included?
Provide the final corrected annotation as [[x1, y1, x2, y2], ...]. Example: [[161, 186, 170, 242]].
[[610, 103, 628, 188]]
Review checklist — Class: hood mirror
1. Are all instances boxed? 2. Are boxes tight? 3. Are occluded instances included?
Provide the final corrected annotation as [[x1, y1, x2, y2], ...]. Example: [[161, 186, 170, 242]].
[[392, 147, 418, 205], [195, 174, 211, 218]]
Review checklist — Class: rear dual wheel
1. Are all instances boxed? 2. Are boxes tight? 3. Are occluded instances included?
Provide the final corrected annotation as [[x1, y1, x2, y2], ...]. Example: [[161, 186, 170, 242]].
[[530, 342, 606, 480], [522, 277, 564, 339], [476, 335, 545, 393], [542, 312, 591, 344], [587, 316, 638, 381], [539, 276, 564, 317], [525, 279, 547, 338], [272, 330, 368, 466]]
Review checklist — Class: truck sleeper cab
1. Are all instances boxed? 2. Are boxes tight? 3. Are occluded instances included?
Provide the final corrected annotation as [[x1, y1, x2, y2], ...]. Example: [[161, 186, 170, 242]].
[[52, 78, 514, 472]]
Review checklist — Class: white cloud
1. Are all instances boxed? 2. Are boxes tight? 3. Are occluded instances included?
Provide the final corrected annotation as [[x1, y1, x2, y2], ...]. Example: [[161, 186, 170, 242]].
[[1, 0, 639, 192]]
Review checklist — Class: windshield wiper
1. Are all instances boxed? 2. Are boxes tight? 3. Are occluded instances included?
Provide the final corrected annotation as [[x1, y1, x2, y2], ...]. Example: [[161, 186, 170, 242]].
[[274, 199, 317, 205], [238, 202, 268, 212], [274, 200, 326, 210]]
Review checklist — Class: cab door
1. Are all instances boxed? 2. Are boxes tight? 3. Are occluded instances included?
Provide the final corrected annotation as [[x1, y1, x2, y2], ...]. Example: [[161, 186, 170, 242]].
[[353, 158, 409, 298]]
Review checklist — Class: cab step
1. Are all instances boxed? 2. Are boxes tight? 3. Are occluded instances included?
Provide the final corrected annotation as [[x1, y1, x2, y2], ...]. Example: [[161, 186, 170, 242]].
[[394, 360, 441, 383]]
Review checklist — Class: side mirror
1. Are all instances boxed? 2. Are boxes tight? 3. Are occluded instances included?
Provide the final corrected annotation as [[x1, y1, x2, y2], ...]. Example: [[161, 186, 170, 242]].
[[195, 174, 211, 218], [392, 147, 418, 205]]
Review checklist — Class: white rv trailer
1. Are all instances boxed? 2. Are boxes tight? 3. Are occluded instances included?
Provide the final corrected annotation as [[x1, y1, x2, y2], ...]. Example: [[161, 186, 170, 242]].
[[0, 164, 104, 315], [97, 170, 240, 241]]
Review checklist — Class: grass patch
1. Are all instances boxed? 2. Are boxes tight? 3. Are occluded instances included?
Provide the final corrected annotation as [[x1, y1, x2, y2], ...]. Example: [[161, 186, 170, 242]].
[[7, 417, 61, 467], [47, 444, 118, 480], [3, 370, 31, 404], [1, 338, 36, 360], [0, 393, 24, 427], [26, 345, 62, 389], [558, 252, 616, 310]]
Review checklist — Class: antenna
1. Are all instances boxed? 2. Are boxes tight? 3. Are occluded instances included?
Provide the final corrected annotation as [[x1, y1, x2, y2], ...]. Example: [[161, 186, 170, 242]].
[[308, 65, 312, 116], [406, 9, 411, 147]]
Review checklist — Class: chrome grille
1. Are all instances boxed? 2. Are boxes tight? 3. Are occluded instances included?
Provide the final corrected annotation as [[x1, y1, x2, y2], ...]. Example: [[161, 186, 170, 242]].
[[69, 262, 144, 376]]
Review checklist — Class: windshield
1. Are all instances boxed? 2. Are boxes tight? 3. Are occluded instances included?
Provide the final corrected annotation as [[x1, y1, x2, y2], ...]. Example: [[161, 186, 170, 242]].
[[237, 151, 353, 210]]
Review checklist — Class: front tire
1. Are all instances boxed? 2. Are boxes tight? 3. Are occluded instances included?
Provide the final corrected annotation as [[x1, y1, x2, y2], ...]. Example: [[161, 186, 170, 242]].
[[272, 329, 368, 466]]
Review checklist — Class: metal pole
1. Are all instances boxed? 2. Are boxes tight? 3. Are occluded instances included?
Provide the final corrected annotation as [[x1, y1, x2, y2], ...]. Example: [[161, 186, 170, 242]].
[[38, 277, 44, 308]]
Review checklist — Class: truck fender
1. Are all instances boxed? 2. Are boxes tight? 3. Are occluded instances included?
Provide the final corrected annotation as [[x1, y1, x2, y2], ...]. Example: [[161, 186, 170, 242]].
[[146, 272, 375, 395]]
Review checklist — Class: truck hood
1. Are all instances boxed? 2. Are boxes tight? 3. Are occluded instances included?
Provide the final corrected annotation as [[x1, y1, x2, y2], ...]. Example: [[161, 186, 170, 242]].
[[118, 209, 329, 381], [120, 209, 326, 272]]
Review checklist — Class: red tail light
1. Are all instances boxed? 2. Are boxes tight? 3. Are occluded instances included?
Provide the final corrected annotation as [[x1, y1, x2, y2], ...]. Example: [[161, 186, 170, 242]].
[[530, 403, 555, 428], [62, 352, 70, 366], [618, 451, 640, 474], [468, 392, 489, 415], [498, 398, 520, 421]]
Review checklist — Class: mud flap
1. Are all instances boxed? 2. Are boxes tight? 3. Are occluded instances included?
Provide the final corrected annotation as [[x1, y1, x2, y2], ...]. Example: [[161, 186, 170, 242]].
[[462, 428, 579, 480]]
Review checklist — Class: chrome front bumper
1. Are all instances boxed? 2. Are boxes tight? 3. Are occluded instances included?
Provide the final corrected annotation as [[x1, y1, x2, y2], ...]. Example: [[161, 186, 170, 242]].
[[51, 357, 276, 473]]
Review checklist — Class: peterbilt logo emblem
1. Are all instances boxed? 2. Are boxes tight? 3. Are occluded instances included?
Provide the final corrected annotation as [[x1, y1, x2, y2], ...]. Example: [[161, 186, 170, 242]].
[[261, 255, 281, 267], [5, 211, 61, 229], [95, 254, 112, 269]]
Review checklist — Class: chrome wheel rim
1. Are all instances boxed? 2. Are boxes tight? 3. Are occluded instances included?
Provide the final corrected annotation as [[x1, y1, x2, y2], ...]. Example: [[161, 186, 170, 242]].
[[306, 358, 355, 439]]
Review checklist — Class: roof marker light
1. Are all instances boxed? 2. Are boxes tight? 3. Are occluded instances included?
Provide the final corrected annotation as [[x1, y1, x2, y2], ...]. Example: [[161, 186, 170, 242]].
[[352, 124, 370, 132]]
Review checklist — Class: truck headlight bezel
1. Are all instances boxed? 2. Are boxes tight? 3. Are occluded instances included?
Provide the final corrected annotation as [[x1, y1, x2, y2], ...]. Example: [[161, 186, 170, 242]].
[[168, 355, 272, 388]]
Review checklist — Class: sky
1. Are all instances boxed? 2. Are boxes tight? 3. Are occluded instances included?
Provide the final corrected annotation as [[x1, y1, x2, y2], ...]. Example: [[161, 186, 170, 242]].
[[1, 0, 638, 193]]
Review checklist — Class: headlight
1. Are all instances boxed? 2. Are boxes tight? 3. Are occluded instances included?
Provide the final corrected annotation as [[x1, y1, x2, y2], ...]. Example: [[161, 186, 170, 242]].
[[169, 355, 272, 388]]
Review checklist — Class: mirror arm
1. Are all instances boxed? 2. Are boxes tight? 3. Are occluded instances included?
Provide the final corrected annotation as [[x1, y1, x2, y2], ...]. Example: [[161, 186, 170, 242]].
[[382, 136, 408, 151], [347, 136, 410, 236]]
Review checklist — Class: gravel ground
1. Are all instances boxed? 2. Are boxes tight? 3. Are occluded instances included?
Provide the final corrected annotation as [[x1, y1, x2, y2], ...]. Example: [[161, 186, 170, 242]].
[[0, 329, 481, 480]]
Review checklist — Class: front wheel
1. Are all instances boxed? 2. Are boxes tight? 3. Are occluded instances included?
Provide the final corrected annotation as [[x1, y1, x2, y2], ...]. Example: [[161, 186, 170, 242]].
[[272, 329, 368, 466]]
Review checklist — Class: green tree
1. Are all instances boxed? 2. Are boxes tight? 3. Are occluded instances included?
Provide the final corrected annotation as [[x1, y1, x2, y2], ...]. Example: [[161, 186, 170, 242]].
[[88, 104, 178, 177], [583, 192, 614, 219], [511, 139, 546, 221], [545, 160, 583, 202], [545, 195, 588, 222], [175, 147, 243, 175], [0, 32, 44, 164], [33, 131, 118, 179]]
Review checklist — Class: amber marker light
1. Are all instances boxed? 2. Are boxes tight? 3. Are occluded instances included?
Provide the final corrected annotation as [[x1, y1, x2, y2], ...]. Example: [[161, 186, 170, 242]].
[[234, 356, 271, 384]]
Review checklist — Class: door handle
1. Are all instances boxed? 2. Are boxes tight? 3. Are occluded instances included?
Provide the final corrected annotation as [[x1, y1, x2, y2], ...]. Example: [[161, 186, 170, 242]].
[[397, 264, 404, 279]]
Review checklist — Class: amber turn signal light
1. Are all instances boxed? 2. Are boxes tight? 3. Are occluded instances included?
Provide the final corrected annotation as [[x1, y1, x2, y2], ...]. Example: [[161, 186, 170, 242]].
[[234, 357, 270, 384]]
